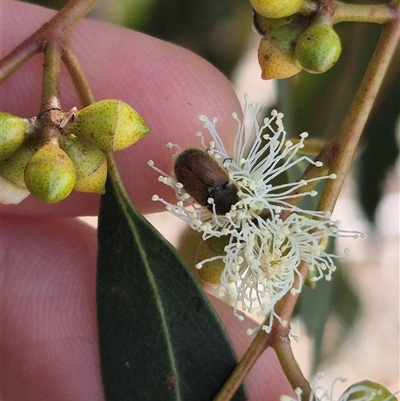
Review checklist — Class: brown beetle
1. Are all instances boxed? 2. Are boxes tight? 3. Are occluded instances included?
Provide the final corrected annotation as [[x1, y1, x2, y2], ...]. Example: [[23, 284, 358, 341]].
[[174, 148, 239, 215]]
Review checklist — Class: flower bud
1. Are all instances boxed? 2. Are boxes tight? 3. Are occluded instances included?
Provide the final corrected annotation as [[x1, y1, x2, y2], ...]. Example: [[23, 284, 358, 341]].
[[344, 380, 395, 401], [62, 100, 150, 151], [0, 138, 41, 204], [0, 112, 29, 160], [253, 12, 294, 36], [0, 138, 40, 188], [258, 20, 305, 79], [295, 25, 342, 73], [250, 0, 305, 18], [59, 135, 107, 194], [24, 142, 76, 203], [195, 236, 229, 284]]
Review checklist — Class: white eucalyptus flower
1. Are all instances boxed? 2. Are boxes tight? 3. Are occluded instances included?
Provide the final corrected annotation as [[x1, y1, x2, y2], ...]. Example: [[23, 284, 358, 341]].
[[149, 98, 363, 333]]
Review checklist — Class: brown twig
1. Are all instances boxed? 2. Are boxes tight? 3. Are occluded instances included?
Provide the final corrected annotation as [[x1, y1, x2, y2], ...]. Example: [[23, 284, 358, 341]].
[[63, 44, 95, 106], [41, 41, 63, 111], [272, 330, 311, 401], [0, 0, 100, 83], [213, 328, 273, 401], [333, 0, 396, 24]]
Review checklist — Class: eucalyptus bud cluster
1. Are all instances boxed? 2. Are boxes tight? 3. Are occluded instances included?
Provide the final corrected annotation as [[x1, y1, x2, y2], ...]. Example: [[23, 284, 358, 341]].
[[0, 100, 149, 204], [252, 0, 342, 79]]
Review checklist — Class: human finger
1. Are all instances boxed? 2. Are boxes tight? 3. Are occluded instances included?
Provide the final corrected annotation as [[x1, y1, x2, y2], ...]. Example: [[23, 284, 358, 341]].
[[1, 215, 103, 400], [2, 215, 292, 400]]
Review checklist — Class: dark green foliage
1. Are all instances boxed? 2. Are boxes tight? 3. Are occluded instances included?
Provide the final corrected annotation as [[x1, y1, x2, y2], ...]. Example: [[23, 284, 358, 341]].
[[296, 258, 361, 371], [358, 66, 399, 222], [119, 0, 252, 76], [97, 176, 246, 401]]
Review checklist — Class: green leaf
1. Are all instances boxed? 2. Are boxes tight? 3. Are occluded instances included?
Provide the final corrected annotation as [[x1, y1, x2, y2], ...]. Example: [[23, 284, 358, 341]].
[[294, 243, 360, 371], [298, 273, 333, 370], [96, 172, 246, 401], [119, 0, 252, 77], [358, 66, 400, 223]]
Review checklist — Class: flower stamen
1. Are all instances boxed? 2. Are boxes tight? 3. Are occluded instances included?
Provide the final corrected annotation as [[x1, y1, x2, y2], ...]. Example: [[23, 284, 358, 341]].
[[149, 98, 363, 333]]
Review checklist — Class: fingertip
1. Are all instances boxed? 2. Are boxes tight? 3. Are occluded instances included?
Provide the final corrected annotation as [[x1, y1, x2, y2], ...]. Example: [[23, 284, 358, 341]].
[[1, 215, 103, 401]]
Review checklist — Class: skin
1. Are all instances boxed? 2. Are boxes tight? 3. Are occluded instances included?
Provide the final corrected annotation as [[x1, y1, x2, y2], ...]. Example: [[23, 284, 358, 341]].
[[1, 1, 294, 400]]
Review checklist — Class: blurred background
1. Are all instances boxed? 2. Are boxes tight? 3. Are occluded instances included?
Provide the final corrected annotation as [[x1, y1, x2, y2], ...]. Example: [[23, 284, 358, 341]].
[[27, 0, 399, 393]]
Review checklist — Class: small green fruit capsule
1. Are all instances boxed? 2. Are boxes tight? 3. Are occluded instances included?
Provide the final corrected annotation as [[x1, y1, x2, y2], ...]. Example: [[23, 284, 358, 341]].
[[59, 135, 107, 194], [0, 139, 38, 204], [62, 100, 150, 151], [0, 112, 29, 160], [295, 25, 341, 73], [253, 11, 294, 36], [258, 21, 305, 79], [250, 0, 305, 18], [344, 380, 396, 401], [195, 236, 230, 284], [24, 142, 76, 203], [0, 138, 40, 188], [174, 149, 239, 215]]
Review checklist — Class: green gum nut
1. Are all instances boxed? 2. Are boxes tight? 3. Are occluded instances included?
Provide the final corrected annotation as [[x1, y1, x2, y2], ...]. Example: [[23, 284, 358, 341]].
[[62, 100, 150, 151], [24, 142, 76, 203], [250, 0, 305, 18], [0, 112, 29, 161], [253, 12, 294, 36], [195, 236, 230, 285], [0, 138, 40, 188], [295, 25, 342, 73], [344, 380, 396, 401], [59, 135, 107, 194], [0, 139, 39, 204], [258, 20, 305, 79]]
